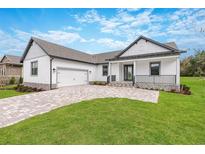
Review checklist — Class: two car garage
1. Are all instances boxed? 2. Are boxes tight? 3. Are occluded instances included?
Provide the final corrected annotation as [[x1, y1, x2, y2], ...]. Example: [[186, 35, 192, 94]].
[[57, 68, 88, 87]]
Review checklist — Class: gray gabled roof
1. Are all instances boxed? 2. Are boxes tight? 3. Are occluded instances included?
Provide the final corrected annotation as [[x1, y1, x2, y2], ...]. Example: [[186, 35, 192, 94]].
[[115, 35, 185, 58], [33, 37, 94, 63], [164, 42, 178, 49], [93, 50, 121, 64], [21, 37, 121, 64], [0, 55, 22, 65], [21, 36, 186, 64]]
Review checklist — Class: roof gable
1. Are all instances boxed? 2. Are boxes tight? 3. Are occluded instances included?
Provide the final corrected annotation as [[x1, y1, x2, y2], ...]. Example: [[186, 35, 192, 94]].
[[117, 35, 180, 58], [21, 36, 185, 64], [24, 41, 48, 60], [1, 56, 9, 63], [1, 55, 22, 65], [21, 37, 121, 64]]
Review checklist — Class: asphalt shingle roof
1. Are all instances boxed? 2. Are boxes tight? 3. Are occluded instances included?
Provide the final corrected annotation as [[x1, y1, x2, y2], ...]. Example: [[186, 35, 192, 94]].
[[164, 42, 178, 49], [21, 36, 184, 64], [31, 37, 121, 64], [0, 55, 22, 65]]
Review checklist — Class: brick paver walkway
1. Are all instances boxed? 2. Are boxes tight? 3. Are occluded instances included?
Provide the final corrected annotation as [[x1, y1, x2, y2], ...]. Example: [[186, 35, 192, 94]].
[[0, 85, 159, 128]]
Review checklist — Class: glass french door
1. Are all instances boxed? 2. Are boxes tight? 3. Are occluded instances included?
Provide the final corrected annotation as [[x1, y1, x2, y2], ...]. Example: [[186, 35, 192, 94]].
[[124, 65, 133, 81]]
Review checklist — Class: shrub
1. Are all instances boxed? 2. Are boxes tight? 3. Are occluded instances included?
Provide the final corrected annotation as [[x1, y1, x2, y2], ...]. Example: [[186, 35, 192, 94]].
[[180, 84, 191, 95], [9, 77, 16, 85], [89, 81, 107, 86], [170, 89, 176, 93], [16, 85, 44, 92], [19, 77, 23, 84]]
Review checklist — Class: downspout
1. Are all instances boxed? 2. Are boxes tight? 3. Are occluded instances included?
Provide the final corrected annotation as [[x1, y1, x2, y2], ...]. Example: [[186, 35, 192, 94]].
[[50, 57, 54, 90]]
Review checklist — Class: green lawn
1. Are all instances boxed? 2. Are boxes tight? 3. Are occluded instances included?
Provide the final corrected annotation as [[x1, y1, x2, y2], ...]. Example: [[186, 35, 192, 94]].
[[0, 77, 204, 144], [0, 90, 27, 99], [0, 84, 17, 90]]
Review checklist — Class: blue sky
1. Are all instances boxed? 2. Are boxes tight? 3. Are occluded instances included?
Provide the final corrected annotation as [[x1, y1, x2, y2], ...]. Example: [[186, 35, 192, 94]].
[[0, 8, 205, 58]]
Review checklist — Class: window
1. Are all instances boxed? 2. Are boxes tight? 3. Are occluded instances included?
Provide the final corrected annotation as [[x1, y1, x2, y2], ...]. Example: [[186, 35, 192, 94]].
[[102, 65, 108, 76], [0, 68, 2, 76], [150, 62, 160, 75], [31, 61, 38, 75]]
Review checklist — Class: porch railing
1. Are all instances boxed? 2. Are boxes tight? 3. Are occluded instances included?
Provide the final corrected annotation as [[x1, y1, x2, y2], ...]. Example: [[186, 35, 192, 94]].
[[135, 75, 176, 85]]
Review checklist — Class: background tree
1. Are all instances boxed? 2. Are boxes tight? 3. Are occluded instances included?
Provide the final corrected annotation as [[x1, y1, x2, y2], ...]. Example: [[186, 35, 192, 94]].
[[181, 50, 205, 76]]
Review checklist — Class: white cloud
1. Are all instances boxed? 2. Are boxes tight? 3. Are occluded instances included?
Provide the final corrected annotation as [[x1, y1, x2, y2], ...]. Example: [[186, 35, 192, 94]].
[[1, 9, 205, 56], [73, 8, 205, 52], [32, 30, 86, 44], [0, 28, 127, 56], [0, 29, 89, 56], [96, 38, 129, 49], [64, 26, 82, 31], [74, 9, 158, 39], [74, 9, 102, 23], [126, 8, 141, 12], [0, 30, 26, 56]]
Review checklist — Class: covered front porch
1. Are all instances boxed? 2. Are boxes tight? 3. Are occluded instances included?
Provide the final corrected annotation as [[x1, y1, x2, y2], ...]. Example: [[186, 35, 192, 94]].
[[107, 55, 180, 91]]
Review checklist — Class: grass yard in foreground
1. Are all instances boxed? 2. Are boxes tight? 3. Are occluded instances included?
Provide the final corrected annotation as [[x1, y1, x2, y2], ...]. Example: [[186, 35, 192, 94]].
[[0, 90, 27, 99], [0, 77, 204, 144]]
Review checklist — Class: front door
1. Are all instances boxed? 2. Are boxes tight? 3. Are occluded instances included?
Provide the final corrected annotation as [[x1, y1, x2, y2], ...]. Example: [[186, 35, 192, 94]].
[[124, 65, 133, 81]]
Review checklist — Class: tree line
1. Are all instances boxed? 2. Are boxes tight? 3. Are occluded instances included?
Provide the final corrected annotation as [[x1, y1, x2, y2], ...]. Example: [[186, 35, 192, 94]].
[[181, 50, 205, 76]]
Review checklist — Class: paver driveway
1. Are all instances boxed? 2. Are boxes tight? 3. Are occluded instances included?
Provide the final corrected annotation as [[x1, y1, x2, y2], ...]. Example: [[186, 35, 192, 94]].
[[0, 85, 159, 128]]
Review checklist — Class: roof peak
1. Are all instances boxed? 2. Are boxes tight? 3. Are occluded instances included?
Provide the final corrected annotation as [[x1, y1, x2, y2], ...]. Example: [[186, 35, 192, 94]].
[[31, 36, 122, 56], [31, 36, 91, 56]]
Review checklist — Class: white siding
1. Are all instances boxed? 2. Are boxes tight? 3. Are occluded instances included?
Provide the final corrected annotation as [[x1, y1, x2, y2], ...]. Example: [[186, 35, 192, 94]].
[[23, 42, 50, 84], [25, 42, 47, 60], [136, 60, 149, 75], [135, 57, 178, 76], [109, 56, 179, 84], [22, 39, 180, 88], [120, 38, 171, 57], [110, 63, 120, 81], [96, 64, 108, 81], [52, 58, 97, 84]]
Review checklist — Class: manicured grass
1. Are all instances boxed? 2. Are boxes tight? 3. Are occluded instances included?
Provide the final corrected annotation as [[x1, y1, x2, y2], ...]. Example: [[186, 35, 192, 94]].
[[0, 90, 27, 99], [0, 77, 204, 144], [0, 84, 17, 90]]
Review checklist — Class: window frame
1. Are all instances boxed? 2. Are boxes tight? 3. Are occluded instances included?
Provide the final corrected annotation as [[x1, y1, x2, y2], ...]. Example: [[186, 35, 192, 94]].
[[102, 65, 108, 76], [150, 61, 161, 76], [31, 61, 38, 76]]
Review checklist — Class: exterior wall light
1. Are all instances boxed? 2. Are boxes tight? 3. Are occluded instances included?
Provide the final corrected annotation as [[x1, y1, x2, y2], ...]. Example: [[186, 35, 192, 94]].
[[53, 68, 56, 73]]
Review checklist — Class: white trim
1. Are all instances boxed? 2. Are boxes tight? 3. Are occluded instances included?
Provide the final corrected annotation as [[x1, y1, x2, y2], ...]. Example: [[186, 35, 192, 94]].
[[108, 62, 111, 82], [133, 61, 136, 76], [24, 55, 48, 61], [176, 57, 180, 85], [109, 55, 179, 63]]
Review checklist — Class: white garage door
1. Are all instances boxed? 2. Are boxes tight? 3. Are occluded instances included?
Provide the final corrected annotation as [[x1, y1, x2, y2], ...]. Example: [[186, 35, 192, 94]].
[[57, 68, 88, 87]]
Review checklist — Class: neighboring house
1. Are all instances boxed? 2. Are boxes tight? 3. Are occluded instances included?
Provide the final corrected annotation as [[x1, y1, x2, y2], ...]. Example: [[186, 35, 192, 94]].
[[0, 55, 23, 85], [21, 35, 186, 91]]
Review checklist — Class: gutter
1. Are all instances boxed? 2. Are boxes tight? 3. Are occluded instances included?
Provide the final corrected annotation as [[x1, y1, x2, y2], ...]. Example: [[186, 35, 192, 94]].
[[50, 57, 54, 90]]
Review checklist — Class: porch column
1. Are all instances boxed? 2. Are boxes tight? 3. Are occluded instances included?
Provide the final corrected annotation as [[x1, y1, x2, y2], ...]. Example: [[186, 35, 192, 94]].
[[176, 57, 180, 85], [118, 62, 122, 82], [108, 62, 111, 82], [133, 61, 136, 83]]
